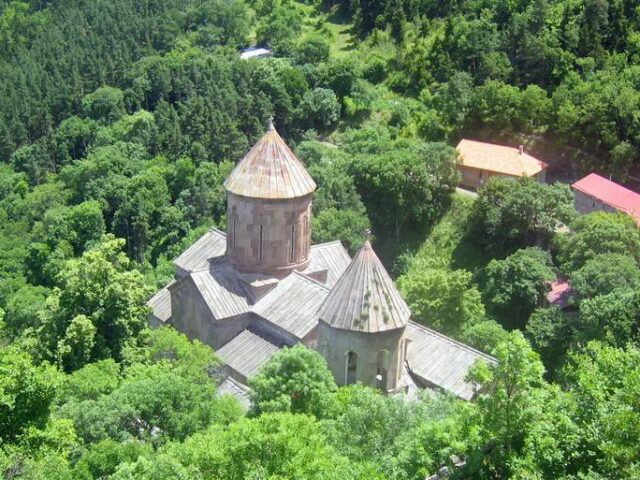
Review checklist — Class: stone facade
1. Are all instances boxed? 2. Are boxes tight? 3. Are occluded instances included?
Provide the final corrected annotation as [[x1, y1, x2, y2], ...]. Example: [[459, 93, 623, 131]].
[[573, 189, 618, 216], [318, 321, 406, 392], [227, 192, 312, 276], [169, 276, 251, 350], [459, 165, 546, 190]]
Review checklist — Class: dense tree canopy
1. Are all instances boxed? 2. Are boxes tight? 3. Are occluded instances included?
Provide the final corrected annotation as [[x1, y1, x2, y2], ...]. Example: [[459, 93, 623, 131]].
[[469, 177, 575, 255], [37, 235, 151, 371], [481, 247, 556, 329], [399, 267, 485, 336], [1, 0, 640, 478], [249, 345, 338, 418]]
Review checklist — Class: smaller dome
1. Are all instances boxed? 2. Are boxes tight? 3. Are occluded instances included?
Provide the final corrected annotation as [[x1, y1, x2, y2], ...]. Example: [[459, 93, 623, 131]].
[[319, 241, 411, 333], [224, 120, 316, 199]]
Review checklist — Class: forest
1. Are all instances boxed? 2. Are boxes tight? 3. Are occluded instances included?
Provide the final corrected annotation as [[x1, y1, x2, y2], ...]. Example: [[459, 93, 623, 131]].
[[0, 0, 639, 478]]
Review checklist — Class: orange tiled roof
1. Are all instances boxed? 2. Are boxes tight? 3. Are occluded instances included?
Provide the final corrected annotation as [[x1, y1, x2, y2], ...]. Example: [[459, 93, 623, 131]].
[[456, 139, 548, 177]]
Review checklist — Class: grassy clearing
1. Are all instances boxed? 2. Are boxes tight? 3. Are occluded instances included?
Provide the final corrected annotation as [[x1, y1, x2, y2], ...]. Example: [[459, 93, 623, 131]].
[[322, 19, 355, 58], [298, 7, 355, 58]]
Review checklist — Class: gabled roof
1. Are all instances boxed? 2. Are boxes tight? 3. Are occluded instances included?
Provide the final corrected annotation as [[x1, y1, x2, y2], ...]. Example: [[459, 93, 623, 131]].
[[546, 278, 572, 309], [456, 139, 548, 177], [190, 262, 253, 320], [217, 329, 280, 381], [572, 173, 640, 224], [302, 240, 352, 288], [224, 121, 316, 199], [253, 272, 329, 340], [174, 228, 226, 273], [240, 47, 271, 60], [217, 376, 251, 409], [319, 241, 410, 333], [405, 321, 496, 401], [147, 280, 175, 324]]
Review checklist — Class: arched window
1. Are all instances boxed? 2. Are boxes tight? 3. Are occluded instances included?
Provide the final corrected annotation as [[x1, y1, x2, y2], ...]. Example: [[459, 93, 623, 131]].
[[232, 217, 237, 251], [345, 351, 357, 385], [257, 225, 264, 262], [303, 215, 309, 257], [377, 350, 389, 391], [289, 224, 296, 261]]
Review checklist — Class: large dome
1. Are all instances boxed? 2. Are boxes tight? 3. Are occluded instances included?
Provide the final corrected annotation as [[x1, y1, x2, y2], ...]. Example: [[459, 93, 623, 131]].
[[224, 120, 316, 199]]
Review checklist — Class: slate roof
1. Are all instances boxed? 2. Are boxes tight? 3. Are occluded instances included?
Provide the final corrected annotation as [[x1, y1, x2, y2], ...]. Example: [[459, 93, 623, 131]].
[[253, 272, 329, 339], [169, 229, 351, 324], [224, 121, 317, 199], [190, 262, 253, 320], [217, 376, 251, 409], [457, 139, 548, 177], [405, 321, 496, 401], [572, 173, 640, 224], [319, 241, 410, 333], [217, 329, 280, 381], [303, 240, 352, 288], [147, 280, 174, 324], [162, 224, 494, 401], [174, 228, 226, 273]]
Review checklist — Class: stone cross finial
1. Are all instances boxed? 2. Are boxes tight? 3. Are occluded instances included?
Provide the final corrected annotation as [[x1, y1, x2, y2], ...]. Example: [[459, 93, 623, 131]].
[[363, 228, 372, 241], [267, 116, 275, 131]]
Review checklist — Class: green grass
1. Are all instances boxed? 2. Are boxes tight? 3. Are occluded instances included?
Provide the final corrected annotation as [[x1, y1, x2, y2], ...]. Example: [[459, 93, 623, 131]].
[[298, 7, 355, 59], [322, 19, 355, 58]]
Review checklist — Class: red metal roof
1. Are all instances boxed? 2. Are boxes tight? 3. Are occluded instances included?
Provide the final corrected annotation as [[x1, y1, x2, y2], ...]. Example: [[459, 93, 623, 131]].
[[546, 279, 572, 309], [572, 173, 640, 224]]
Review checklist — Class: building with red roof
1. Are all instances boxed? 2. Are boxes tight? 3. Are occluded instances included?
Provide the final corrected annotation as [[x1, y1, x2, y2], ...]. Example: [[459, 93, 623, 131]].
[[571, 173, 640, 225], [546, 278, 573, 310]]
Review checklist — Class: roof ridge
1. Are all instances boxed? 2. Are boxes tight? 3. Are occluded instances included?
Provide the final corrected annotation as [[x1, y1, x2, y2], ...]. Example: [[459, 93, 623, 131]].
[[310, 240, 345, 249], [290, 270, 331, 291], [408, 320, 496, 362], [210, 227, 227, 237]]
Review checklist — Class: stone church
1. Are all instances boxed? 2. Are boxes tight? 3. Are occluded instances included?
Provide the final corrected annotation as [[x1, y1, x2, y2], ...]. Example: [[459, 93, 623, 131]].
[[148, 121, 494, 401]]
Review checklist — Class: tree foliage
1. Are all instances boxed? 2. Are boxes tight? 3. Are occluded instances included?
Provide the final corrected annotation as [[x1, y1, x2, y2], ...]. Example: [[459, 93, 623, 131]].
[[249, 345, 337, 418], [555, 211, 640, 272], [399, 267, 485, 336], [481, 247, 556, 329], [0, 346, 61, 442], [470, 177, 575, 255], [37, 235, 151, 371]]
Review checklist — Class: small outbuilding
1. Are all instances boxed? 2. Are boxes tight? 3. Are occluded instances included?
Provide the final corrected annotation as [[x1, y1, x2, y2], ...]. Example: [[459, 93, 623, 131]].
[[546, 278, 573, 310], [456, 139, 548, 190], [571, 173, 640, 225], [239, 47, 272, 60]]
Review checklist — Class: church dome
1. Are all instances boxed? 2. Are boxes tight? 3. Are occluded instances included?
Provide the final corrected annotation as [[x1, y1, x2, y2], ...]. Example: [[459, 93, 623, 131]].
[[224, 120, 316, 199], [224, 120, 314, 276], [319, 241, 411, 333]]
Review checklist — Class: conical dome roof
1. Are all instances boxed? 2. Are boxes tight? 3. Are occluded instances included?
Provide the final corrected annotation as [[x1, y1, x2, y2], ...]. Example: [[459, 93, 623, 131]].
[[319, 241, 411, 333], [224, 120, 316, 199]]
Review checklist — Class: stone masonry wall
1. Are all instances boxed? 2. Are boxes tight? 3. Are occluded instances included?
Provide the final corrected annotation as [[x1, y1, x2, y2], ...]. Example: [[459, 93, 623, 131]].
[[226, 192, 312, 276], [317, 321, 406, 392]]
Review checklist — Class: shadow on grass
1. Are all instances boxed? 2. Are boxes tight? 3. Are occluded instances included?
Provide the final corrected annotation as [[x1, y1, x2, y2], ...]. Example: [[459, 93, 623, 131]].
[[451, 229, 494, 274]]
